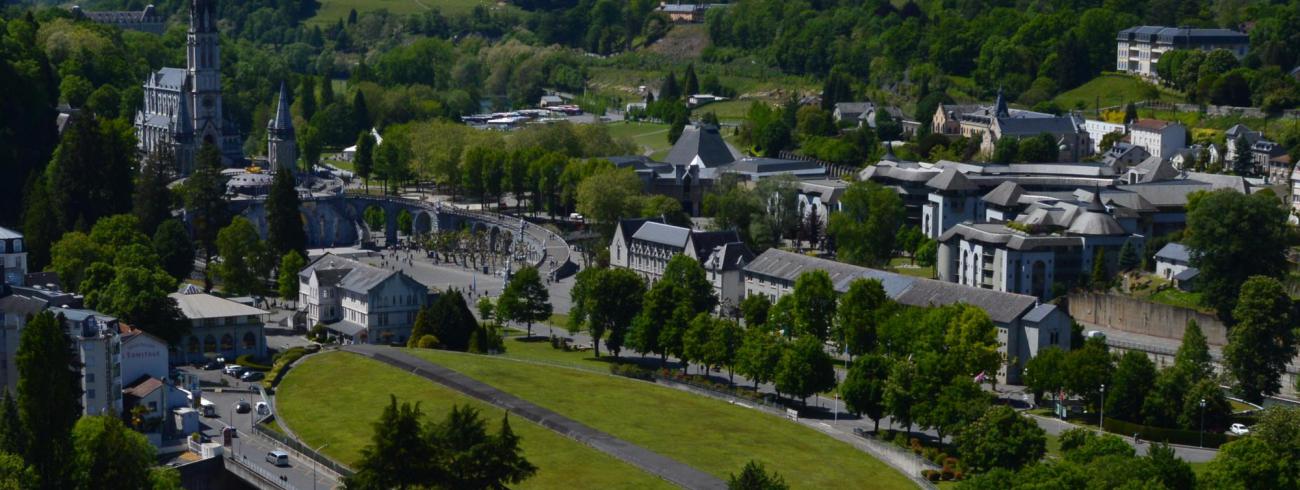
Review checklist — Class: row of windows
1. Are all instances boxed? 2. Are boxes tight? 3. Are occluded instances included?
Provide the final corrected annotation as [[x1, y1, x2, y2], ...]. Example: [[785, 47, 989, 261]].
[[0, 239, 22, 254], [185, 332, 259, 353]]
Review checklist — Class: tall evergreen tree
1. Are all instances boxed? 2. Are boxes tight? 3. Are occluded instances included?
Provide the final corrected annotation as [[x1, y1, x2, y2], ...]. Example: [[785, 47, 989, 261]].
[[0, 392, 25, 457], [660, 71, 680, 101], [183, 143, 228, 290], [683, 63, 699, 96], [355, 131, 376, 192], [266, 169, 306, 258], [47, 114, 136, 233], [17, 312, 80, 490], [214, 217, 270, 296], [1175, 320, 1213, 381], [1232, 135, 1254, 176], [1117, 239, 1139, 272], [299, 76, 316, 121], [345, 395, 436, 489], [132, 150, 175, 236], [728, 460, 789, 490], [319, 75, 335, 106], [352, 91, 370, 135], [21, 175, 57, 272], [152, 219, 195, 284]]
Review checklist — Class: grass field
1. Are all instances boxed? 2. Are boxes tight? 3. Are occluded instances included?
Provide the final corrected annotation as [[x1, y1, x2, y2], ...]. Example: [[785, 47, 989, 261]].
[[1052, 74, 1182, 112], [603, 121, 671, 156], [406, 348, 914, 489], [308, 0, 497, 25], [276, 352, 675, 490], [887, 257, 935, 279]]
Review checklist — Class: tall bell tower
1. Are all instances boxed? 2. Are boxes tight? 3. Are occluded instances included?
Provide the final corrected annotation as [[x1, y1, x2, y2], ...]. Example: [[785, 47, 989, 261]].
[[187, 0, 223, 150]]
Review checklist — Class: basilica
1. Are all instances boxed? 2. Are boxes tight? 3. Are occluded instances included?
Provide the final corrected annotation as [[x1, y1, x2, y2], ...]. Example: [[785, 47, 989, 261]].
[[133, 0, 244, 174]]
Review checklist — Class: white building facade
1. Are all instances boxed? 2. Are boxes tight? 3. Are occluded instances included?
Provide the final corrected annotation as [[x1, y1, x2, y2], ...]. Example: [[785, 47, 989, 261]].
[[170, 290, 268, 364], [299, 254, 429, 345], [1128, 119, 1186, 160], [1116, 26, 1249, 78]]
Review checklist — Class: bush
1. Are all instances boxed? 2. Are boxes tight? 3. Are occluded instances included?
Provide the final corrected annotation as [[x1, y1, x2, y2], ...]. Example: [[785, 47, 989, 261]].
[[235, 354, 272, 371], [263, 347, 308, 388], [910, 438, 923, 455], [309, 323, 328, 342], [941, 468, 955, 481], [943, 456, 957, 470], [609, 363, 655, 381], [416, 335, 438, 349], [923, 447, 938, 462], [922, 470, 940, 482]]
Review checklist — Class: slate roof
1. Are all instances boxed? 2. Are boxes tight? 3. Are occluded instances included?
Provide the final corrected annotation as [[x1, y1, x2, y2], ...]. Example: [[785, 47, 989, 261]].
[[148, 68, 187, 90], [982, 181, 1025, 207], [703, 242, 754, 272], [834, 102, 873, 118], [324, 319, 367, 337], [996, 116, 1081, 136], [1066, 192, 1127, 236], [687, 230, 743, 259], [299, 253, 422, 295], [169, 292, 268, 320], [664, 124, 740, 168], [1128, 155, 1180, 183], [123, 376, 164, 398], [1155, 242, 1191, 263], [743, 249, 1040, 324], [926, 167, 979, 192], [0, 294, 47, 318], [1130, 119, 1177, 132], [0, 227, 20, 240], [632, 221, 691, 247], [1022, 303, 1058, 323], [1173, 267, 1200, 281], [721, 158, 826, 175], [270, 81, 293, 132], [616, 218, 660, 245]]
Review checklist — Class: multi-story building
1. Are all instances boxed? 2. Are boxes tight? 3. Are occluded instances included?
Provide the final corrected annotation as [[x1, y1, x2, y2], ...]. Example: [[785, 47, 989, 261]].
[[742, 249, 1071, 384], [50, 308, 123, 416], [1083, 119, 1126, 154], [0, 227, 26, 286], [134, 0, 244, 172], [70, 4, 165, 34], [937, 191, 1141, 300], [170, 288, 268, 363], [1224, 123, 1263, 161], [932, 92, 1089, 161], [1117, 26, 1249, 78], [610, 219, 752, 310], [1128, 119, 1186, 160], [299, 254, 429, 345], [0, 287, 44, 394]]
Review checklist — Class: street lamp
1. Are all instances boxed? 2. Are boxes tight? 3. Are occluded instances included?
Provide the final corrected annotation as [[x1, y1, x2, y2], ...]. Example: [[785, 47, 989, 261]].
[[1199, 398, 1207, 448], [1099, 384, 1106, 430], [313, 443, 330, 490]]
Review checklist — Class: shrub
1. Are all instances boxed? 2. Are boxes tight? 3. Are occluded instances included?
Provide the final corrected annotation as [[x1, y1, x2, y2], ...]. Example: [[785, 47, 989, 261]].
[[922, 470, 940, 482], [263, 347, 308, 388], [309, 323, 329, 343], [609, 363, 655, 381], [923, 447, 938, 462], [941, 469, 955, 481], [910, 438, 923, 455], [943, 456, 958, 470], [235, 354, 272, 371], [953, 470, 964, 481], [416, 335, 438, 349]]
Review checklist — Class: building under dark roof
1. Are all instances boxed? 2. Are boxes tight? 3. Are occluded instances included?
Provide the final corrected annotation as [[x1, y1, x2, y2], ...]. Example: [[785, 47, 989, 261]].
[[664, 124, 741, 168]]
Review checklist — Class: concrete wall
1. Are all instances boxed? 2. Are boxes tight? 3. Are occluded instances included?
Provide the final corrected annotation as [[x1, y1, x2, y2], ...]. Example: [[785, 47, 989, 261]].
[[1066, 292, 1227, 345]]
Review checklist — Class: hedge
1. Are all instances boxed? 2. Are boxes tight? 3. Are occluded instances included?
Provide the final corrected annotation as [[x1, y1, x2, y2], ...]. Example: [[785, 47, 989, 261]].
[[235, 354, 272, 371], [1102, 417, 1239, 448], [608, 363, 655, 381]]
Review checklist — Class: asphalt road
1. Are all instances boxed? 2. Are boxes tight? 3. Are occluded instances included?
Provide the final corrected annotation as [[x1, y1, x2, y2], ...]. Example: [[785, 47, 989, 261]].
[[181, 365, 340, 490]]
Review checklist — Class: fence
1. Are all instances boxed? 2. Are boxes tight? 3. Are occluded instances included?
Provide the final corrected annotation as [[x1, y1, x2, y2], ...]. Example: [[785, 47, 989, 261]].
[[850, 428, 941, 489], [226, 452, 300, 490], [253, 417, 354, 478], [777, 151, 858, 179]]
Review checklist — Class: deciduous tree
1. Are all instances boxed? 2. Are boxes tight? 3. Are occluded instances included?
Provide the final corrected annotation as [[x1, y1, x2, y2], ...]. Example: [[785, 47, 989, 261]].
[[17, 312, 80, 490], [495, 267, 552, 338], [71, 415, 155, 490], [955, 405, 1047, 473], [791, 270, 835, 341], [1225, 276, 1295, 403], [827, 181, 904, 266], [840, 354, 891, 432], [1185, 189, 1288, 319]]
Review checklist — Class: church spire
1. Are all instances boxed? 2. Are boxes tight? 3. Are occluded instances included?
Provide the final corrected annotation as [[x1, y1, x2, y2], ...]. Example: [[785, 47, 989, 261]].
[[173, 81, 193, 138], [269, 81, 293, 135], [994, 87, 1009, 118]]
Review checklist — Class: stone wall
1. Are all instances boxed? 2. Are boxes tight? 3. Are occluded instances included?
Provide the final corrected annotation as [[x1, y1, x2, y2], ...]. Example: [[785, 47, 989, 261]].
[[1065, 292, 1227, 345]]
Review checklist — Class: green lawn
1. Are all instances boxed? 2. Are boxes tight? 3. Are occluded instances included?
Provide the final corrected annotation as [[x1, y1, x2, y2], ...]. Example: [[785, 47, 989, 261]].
[[1148, 288, 1208, 312], [1052, 74, 1182, 112], [406, 348, 914, 489], [887, 257, 935, 279], [308, 0, 498, 25], [276, 352, 674, 490], [499, 333, 622, 373], [603, 121, 672, 156], [694, 99, 754, 121]]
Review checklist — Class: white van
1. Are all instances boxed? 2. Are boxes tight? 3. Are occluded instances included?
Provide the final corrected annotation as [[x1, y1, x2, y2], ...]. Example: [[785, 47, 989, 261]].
[[266, 450, 289, 467]]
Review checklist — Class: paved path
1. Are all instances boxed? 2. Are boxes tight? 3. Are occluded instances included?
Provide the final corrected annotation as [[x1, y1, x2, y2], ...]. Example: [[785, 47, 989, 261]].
[[343, 345, 726, 490]]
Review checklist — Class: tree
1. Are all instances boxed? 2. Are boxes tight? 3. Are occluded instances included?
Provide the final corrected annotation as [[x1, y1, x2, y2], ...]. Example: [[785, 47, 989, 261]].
[[683, 63, 699, 97], [1175, 319, 1213, 382], [1091, 248, 1108, 289], [1024, 346, 1067, 405], [1232, 134, 1254, 176], [133, 150, 175, 236], [153, 220, 195, 284], [575, 167, 644, 230], [727, 460, 788, 490], [576, 268, 645, 357], [774, 335, 837, 405], [352, 91, 370, 135], [495, 267, 552, 338], [1184, 189, 1288, 319], [48, 231, 106, 292], [1147, 443, 1196, 490], [942, 305, 1002, 378], [46, 115, 135, 233], [355, 131, 376, 192], [21, 177, 58, 272], [840, 354, 891, 432], [344, 396, 436, 489], [740, 294, 770, 328], [827, 181, 904, 266], [922, 376, 991, 443], [791, 270, 835, 340], [708, 318, 744, 383], [1106, 351, 1157, 423], [683, 313, 715, 374], [0, 452, 35, 490], [834, 278, 887, 356], [184, 144, 229, 290], [298, 76, 316, 121], [266, 169, 306, 259], [1200, 437, 1291, 489], [71, 415, 155, 490], [956, 405, 1047, 473], [1181, 378, 1232, 433], [215, 217, 271, 296], [1065, 337, 1113, 412], [17, 312, 80, 490], [90, 266, 187, 344], [736, 328, 783, 390], [1124, 103, 1138, 124], [660, 71, 680, 101], [430, 406, 537, 489], [1117, 239, 1139, 272], [1224, 276, 1295, 403], [0, 393, 24, 457], [277, 251, 307, 304]]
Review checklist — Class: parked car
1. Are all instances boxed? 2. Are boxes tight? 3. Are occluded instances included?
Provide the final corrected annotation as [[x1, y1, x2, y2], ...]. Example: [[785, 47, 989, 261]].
[[256, 402, 270, 416], [265, 450, 289, 467], [240, 371, 264, 381], [202, 360, 223, 370], [224, 365, 245, 377], [234, 400, 251, 414], [1230, 423, 1250, 435]]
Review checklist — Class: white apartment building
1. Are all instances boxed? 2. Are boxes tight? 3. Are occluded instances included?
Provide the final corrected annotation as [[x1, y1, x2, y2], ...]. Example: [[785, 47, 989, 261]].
[[50, 308, 123, 416], [0, 227, 26, 286], [610, 219, 752, 312], [1129, 119, 1186, 160], [1116, 26, 1249, 79], [1082, 120, 1126, 154], [299, 254, 428, 345]]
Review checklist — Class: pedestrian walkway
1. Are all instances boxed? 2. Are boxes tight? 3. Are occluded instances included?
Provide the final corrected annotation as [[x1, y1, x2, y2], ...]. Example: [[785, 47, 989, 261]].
[[343, 345, 726, 490]]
